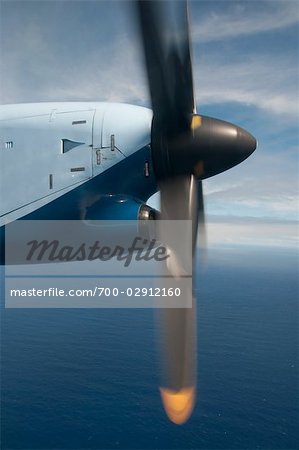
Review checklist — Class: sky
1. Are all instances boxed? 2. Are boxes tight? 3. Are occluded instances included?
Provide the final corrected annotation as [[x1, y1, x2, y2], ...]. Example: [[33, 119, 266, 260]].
[[0, 0, 298, 248]]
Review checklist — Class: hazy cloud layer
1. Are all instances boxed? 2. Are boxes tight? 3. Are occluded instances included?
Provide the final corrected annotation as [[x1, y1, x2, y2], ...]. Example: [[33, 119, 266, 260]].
[[206, 216, 298, 248], [148, 190, 298, 248], [203, 148, 299, 220]]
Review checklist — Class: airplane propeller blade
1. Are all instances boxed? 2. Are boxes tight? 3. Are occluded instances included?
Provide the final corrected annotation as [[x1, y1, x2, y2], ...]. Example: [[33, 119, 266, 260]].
[[137, 0, 202, 424], [137, 0, 195, 129], [157, 175, 201, 424], [136, 0, 256, 424]]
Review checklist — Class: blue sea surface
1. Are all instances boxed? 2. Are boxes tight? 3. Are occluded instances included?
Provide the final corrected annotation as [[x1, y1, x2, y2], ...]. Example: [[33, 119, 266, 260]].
[[1, 245, 298, 449]]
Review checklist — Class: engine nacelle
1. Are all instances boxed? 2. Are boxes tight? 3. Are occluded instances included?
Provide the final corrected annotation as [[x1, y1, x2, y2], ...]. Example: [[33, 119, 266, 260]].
[[84, 194, 158, 242], [84, 194, 157, 221]]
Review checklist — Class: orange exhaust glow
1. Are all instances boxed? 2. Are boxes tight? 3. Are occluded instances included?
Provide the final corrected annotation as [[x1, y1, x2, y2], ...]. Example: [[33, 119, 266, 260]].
[[160, 386, 195, 425]]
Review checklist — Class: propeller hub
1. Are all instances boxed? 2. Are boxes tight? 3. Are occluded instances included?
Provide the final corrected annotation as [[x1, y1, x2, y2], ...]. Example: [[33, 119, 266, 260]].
[[151, 114, 257, 181]]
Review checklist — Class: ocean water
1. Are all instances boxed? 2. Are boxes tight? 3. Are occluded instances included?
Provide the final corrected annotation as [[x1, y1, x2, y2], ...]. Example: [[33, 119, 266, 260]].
[[1, 245, 298, 449]]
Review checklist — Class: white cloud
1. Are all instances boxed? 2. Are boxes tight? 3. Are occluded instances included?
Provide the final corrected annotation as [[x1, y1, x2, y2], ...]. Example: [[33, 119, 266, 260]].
[[1, 1, 298, 123], [194, 56, 298, 119], [0, 20, 147, 105], [190, 0, 299, 43]]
